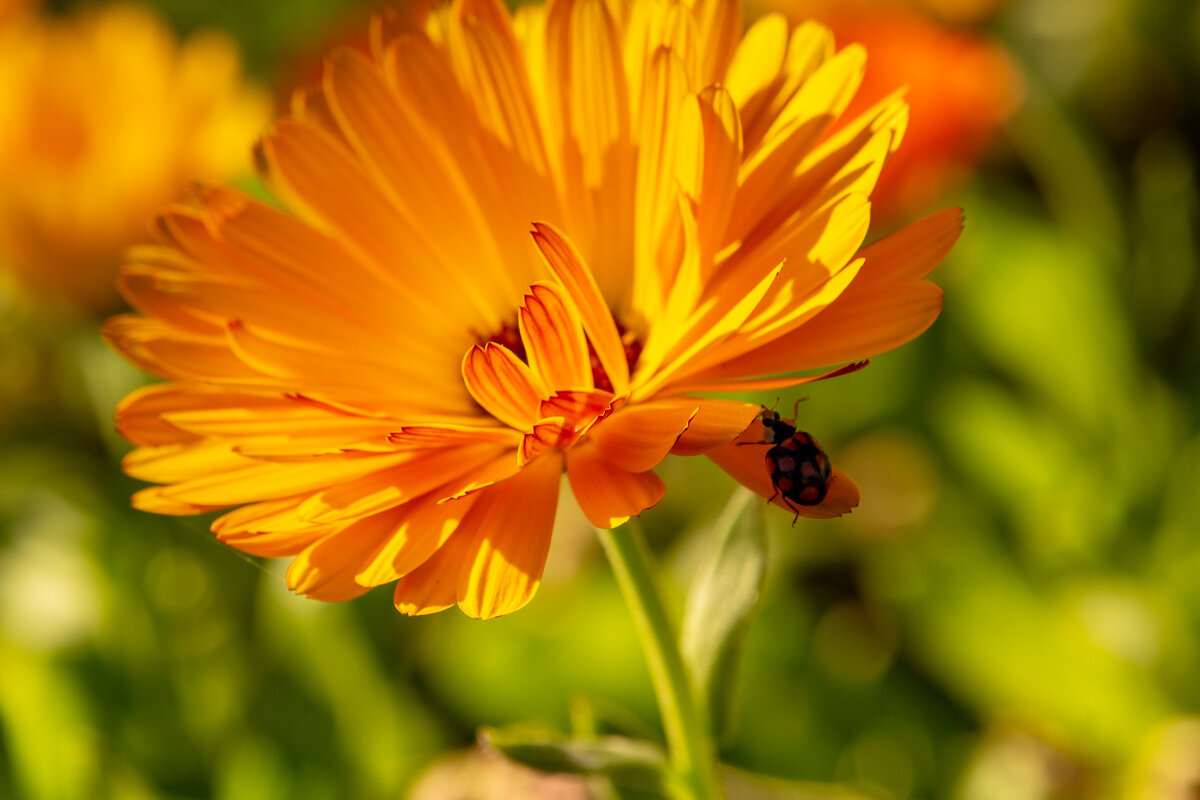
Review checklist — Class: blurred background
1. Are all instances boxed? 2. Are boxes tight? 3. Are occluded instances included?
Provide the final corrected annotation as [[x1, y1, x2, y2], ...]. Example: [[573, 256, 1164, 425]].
[[1, 0, 1199, 798]]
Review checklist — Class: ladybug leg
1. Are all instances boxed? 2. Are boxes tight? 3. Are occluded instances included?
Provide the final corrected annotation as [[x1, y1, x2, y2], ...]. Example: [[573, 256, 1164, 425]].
[[781, 495, 802, 526]]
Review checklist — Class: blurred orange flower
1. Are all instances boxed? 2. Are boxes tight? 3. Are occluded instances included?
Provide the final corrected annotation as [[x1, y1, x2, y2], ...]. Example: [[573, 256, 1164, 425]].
[[0, 0, 36, 26], [106, 0, 960, 618], [751, 0, 1021, 218], [0, 4, 269, 314]]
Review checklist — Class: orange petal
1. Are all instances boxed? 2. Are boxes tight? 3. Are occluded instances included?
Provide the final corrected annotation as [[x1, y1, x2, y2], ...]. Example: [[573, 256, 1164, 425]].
[[456, 454, 562, 619], [104, 315, 254, 382], [729, 280, 944, 375], [218, 524, 329, 558], [435, 450, 523, 501], [785, 468, 859, 519], [212, 496, 337, 557], [462, 343, 546, 431], [323, 47, 519, 314], [539, 389, 620, 425], [854, 207, 964, 283], [130, 487, 226, 516], [667, 360, 869, 395], [286, 518, 393, 601], [531, 222, 629, 393], [670, 399, 760, 456], [520, 417, 569, 465], [116, 382, 223, 446], [295, 445, 505, 524], [387, 424, 523, 449], [519, 282, 592, 390], [426, 6, 550, 177], [566, 441, 666, 529], [133, 450, 412, 508], [589, 399, 698, 473]]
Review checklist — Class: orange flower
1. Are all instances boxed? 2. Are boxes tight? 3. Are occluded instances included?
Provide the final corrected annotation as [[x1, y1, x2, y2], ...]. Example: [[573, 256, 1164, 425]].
[[0, 4, 269, 314], [0, 0, 36, 26], [106, 0, 960, 618]]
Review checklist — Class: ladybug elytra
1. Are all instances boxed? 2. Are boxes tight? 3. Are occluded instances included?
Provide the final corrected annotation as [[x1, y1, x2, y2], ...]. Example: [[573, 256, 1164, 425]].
[[748, 403, 832, 521]]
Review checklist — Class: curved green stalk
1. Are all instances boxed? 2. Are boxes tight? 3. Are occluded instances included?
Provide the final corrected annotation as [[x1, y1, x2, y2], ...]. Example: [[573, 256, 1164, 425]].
[[597, 519, 722, 800]]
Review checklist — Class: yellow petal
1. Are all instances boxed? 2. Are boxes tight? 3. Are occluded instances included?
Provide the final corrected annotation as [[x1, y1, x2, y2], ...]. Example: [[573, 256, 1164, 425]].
[[690, 0, 742, 85], [732, 44, 866, 243], [683, 86, 742, 277], [392, 524, 478, 616], [632, 46, 690, 322], [456, 454, 562, 619], [355, 492, 479, 587], [123, 440, 250, 484], [724, 13, 789, 111], [737, 20, 836, 153], [635, 260, 782, 398]]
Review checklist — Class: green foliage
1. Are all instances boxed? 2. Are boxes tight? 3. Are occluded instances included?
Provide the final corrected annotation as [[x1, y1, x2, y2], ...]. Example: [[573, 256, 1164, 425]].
[[680, 491, 768, 742]]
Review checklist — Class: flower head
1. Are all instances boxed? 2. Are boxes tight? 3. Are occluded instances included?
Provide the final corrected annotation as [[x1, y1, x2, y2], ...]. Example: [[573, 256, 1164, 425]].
[[107, 0, 961, 618], [0, 4, 269, 313]]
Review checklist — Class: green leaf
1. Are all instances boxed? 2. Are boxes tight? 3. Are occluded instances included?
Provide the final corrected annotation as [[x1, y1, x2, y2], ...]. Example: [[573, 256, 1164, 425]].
[[481, 726, 674, 797], [679, 489, 768, 740]]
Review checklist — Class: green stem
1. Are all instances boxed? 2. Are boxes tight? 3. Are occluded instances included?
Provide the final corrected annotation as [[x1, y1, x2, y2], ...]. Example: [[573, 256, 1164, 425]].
[[597, 520, 721, 800]]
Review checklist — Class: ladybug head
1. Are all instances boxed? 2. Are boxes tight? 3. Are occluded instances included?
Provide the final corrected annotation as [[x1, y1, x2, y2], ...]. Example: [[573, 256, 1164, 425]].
[[758, 406, 795, 444]]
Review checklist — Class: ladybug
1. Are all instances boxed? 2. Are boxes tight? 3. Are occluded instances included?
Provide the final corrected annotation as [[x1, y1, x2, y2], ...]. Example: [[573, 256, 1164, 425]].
[[749, 403, 832, 520]]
